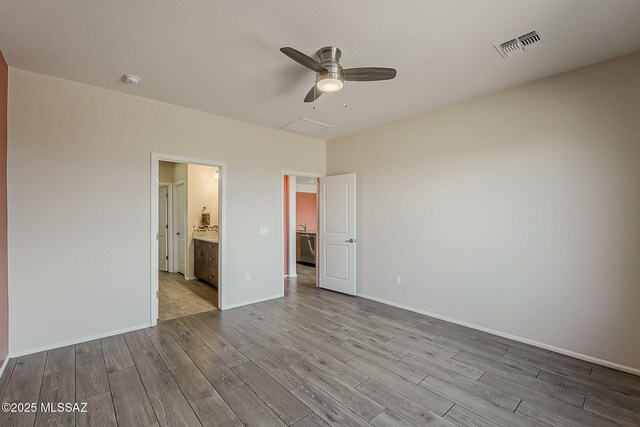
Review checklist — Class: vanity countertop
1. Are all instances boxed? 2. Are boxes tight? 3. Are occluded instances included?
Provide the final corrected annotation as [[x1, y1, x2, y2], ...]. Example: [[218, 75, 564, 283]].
[[193, 235, 219, 244], [296, 230, 316, 234]]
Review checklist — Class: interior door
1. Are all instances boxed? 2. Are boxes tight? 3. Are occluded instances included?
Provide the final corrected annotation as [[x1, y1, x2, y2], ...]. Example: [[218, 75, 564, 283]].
[[174, 182, 186, 275], [158, 186, 169, 271], [319, 173, 356, 295]]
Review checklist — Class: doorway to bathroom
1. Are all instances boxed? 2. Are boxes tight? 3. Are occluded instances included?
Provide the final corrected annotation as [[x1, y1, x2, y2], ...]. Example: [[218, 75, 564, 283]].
[[151, 154, 225, 325]]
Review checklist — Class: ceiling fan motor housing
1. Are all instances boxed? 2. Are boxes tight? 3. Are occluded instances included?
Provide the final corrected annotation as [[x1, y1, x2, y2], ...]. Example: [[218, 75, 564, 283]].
[[317, 46, 344, 84]]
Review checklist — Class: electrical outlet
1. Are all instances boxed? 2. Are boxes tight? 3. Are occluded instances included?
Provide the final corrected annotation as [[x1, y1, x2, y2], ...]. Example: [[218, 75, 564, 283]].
[[245, 273, 252, 283], [395, 275, 402, 285]]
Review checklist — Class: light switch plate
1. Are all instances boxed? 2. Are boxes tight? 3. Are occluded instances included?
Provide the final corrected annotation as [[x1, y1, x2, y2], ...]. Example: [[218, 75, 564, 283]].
[[259, 226, 269, 235]]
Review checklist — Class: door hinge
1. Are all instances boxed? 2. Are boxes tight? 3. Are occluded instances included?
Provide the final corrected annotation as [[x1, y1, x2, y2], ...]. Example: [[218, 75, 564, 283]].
[[166, 255, 168, 260], [156, 291, 159, 298], [166, 224, 168, 229], [166, 193, 168, 198]]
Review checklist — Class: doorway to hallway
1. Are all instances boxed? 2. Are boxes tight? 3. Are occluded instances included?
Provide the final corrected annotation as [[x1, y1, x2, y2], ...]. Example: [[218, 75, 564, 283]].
[[282, 172, 358, 296], [283, 174, 319, 289]]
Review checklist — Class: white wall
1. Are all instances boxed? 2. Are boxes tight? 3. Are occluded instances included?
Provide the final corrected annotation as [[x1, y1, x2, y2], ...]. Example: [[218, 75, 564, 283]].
[[7, 69, 325, 354], [327, 53, 640, 372]]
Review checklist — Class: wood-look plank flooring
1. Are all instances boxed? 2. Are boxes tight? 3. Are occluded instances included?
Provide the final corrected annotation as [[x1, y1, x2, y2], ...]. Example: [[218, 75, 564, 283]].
[[1, 263, 639, 426], [159, 271, 218, 320]]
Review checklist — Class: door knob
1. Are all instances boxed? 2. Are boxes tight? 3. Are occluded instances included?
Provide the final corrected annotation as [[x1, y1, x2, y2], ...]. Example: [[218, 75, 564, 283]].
[[176, 232, 180, 236], [344, 238, 356, 243]]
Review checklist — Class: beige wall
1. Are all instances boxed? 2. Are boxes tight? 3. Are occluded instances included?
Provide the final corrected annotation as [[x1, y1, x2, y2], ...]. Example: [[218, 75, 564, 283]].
[[327, 53, 640, 372], [8, 69, 325, 354]]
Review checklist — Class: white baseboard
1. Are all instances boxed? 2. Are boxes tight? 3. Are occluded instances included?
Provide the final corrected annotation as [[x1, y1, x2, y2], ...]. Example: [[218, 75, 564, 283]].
[[8, 323, 151, 358], [0, 357, 9, 379], [222, 294, 284, 310], [357, 293, 640, 377]]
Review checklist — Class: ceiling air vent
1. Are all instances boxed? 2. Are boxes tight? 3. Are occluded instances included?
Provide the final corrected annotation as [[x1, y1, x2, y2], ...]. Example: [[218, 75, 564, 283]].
[[281, 118, 331, 135], [519, 31, 541, 47], [494, 30, 544, 59]]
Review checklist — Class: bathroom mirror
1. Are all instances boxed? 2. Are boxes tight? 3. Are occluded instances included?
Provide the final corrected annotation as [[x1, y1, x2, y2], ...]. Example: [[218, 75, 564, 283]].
[[201, 206, 211, 226]]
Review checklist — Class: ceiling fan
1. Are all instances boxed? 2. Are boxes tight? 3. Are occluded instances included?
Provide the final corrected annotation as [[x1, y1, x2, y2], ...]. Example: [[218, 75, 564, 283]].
[[280, 46, 397, 102]]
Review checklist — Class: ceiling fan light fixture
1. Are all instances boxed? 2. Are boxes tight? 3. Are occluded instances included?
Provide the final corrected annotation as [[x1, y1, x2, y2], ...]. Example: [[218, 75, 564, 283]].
[[280, 45, 396, 102], [316, 76, 343, 93]]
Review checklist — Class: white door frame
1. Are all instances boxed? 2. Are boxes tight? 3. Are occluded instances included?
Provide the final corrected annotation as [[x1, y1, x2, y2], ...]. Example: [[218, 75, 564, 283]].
[[159, 182, 173, 272], [172, 180, 187, 274], [151, 153, 226, 325], [285, 175, 297, 278], [281, 170, 322, 296]]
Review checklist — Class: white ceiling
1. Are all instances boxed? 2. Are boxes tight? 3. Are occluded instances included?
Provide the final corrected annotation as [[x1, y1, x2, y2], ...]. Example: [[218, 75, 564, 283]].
[[1, 1, 639, 140]]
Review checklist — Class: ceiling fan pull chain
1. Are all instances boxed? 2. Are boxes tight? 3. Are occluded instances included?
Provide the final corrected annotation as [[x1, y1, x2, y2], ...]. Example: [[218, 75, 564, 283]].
[[344, 83, 348, 108], [313, 82, 317, 110]]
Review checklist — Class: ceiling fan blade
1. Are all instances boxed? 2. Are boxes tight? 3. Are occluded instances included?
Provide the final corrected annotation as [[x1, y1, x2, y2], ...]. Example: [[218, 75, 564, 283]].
[[304, 85, 323, 103], [281, 47, 327, 73], [344, 67, 397, 81]]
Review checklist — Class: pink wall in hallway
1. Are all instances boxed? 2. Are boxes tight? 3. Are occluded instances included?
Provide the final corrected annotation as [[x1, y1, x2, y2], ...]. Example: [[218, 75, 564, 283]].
[[0, 49, 8, 366], [296, 192, 317, 232]]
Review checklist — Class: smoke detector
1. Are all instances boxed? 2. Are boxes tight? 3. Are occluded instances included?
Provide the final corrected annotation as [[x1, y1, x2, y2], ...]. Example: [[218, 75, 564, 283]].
[[122, 74, 141, 84], [494, 31, 544, 59]]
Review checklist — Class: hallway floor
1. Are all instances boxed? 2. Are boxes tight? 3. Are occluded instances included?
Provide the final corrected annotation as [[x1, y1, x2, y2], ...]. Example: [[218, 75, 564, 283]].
[[286, 263, 316, 288], [159, 271, 217, 320]]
